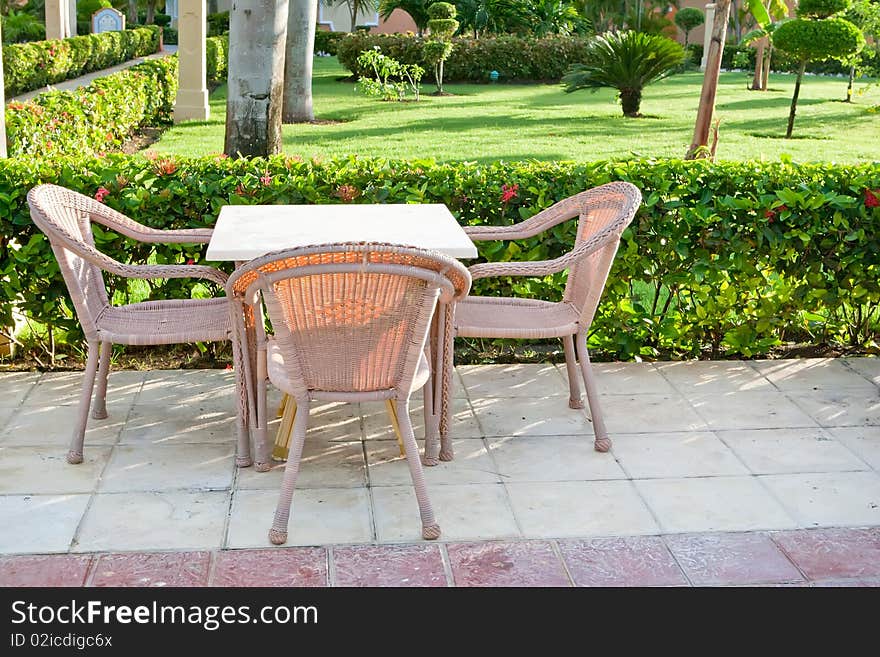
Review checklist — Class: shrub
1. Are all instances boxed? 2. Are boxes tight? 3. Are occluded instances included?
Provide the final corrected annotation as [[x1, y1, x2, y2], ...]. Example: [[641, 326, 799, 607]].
[[77, 0, 113, 24], [356, 48, 423, 100], [314, 29, 345, 55], [2, 10, 46, 44], [562, 32, 685, 117], [798, 0, 852, 18], [1, 157, 878, 360], [337, 32, 593, 82], [162, 27, 179, 45], [154, 13, 172, 27], [206, 34, 229, 83], [3, 27, 161, 97], [674, 7, 704, 49], [207, 11, 230, 36]]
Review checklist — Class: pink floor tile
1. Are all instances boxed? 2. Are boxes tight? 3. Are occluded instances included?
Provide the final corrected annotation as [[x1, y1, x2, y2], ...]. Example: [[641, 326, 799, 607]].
[[665, 532, 803, 586], [0, 555, 92, 587], [447, 541, 570, 587], [558, 536, 688, 587], [333, 545, 446, 587], [90, 552, 211, 587], [771, 528, 880, 581], [811, 578, 880, 587], [211, 548, 327, 587]]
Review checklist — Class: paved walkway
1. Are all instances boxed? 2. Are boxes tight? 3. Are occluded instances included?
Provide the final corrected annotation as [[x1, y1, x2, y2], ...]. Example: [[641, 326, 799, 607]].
[[0, 358, 878, 586], [11, 45, 178, 102]]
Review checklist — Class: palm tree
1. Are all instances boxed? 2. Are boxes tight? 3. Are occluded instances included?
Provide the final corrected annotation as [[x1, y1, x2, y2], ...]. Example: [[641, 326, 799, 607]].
[[562, 30, 684, 117]]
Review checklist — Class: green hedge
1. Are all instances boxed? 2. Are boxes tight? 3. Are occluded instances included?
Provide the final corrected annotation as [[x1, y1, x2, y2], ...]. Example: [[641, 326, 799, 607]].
[[1, 157, 878, 360], [3, 27, 161, 98], [690, 42, 880, 75], [5, 35, 229, 158], [337, 33, 593, 82], [314, 30, 345, 56]]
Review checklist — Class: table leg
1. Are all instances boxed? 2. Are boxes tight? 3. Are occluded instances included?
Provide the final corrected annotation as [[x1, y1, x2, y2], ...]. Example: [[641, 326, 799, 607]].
[[438, 302, 455, 462]]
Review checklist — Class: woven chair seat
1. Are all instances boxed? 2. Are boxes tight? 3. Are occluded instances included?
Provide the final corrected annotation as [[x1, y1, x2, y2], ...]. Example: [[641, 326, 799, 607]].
[[455, 297, 580, 339], [266, 337, 432, 400], [96, 298, 231, 346]]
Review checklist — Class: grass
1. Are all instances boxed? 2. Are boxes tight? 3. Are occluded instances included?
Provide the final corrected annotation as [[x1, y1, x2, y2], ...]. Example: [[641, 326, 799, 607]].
[[151, 57, 880, 163]]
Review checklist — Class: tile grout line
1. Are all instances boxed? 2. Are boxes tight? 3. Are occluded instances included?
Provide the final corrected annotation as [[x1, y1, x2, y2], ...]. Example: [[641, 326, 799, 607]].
[[656, 535, 695, 587], [326, 546, 337, 587], [438, 543, 455, 587], [548, 540, 576, 587]]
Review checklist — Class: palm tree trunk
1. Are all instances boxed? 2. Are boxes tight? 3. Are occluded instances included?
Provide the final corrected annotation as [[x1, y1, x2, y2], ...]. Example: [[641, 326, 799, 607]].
[[619, 88, 641, 116], [146, 0, 157, 23], [686, 0, 731, 158], [751, 39, 765, 90], [350, 4, 358, 31], [225, 0, 289, 157], [786, 61, 805, 139], [128, 0, 137, 24], [761, 44, 772, 90], [283, 0, 317, 123]]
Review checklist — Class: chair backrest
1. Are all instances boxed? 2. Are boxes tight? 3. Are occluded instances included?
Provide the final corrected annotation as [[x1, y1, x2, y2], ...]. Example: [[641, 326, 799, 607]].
[[27, 184, 116, 340], [227, 243, 471, 399], [563, 182, 641, 327]]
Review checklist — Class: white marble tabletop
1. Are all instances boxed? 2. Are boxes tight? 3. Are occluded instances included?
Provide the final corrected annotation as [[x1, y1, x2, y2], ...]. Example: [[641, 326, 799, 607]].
[[205, 204, 479, 261]]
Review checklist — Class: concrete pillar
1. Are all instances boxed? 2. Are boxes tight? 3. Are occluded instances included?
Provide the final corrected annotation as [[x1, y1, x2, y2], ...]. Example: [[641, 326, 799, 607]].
[[45, 0, 72, 40], [69, 0, 78, 35], [174, 0, 209, 122], [701, 4, 716, 71]]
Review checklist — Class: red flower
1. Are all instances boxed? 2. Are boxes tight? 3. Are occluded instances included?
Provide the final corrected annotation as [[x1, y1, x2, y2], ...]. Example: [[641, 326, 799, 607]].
[[153, 158, 178, 176], [186, 259, 195, 265], [335, 184, 360, 203], [865, 189, 880, 209], [260, 172, 272, 186], [764, 209, 776, 219], [500, 184, 519, 204], [94, 187, 110, 203]]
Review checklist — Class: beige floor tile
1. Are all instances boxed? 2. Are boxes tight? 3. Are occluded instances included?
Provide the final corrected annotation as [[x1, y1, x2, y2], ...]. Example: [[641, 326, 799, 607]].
[[760, 471, 880, 528], [368, 439, 500, 486], [0, 406, 17, 432], [0, 372, 42, 406], [842, 357, 880, 387], [720, 428, 868, 474], [687, 391, 819, 430], [506, 480, 659, 538], [458, 363, 568, 398], [227, 488, 372, 548], [0, 404, 126, 446], [22, 371, 143, 407], [371, 483, 519, 542], [752, 358, 878, 392], [119, 403, 236, 445], [828, 426, 880, 470], [0, 494, 91, 554], [788, 391, 880, 428], [0, 446, 111, 494], [635, 476, 798, 533], [600, 394, 709, 434], [655, 360, 773, 393], [362, 398, 481, 440], [611, 432, 748, 479], [586, 362, 676, 395], [487, 435, 626, 482], [73, 491, 229, 552], [471, 396, 595, 437], [236, 441, 366, 489], [98, 444, 235, 493], [138, 369, 237, 405]]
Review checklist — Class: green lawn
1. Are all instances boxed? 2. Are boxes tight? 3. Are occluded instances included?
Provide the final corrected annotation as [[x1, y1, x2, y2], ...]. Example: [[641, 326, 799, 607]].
[[153, 57, 879, 163]]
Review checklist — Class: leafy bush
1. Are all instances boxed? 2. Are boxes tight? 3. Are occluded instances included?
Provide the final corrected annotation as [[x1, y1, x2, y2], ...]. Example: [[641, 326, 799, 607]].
[[773, 17, 865, 63], [314, 29, 345, 55], [1, 157, 878, 360], [207, 11, 230, 36], [337, 32, 593, 82], [5, 36, 229, 157], [3, 27, 161, 97], [206, 34, 229, 84], [562, 32, 685, 117], [76, 0, 113, 24], [357, 48, 423, 100], [798, 0, 852, 18], [162, 27, 179, 45], [1, 10, 46, 44], [154, 13, 172, 27]]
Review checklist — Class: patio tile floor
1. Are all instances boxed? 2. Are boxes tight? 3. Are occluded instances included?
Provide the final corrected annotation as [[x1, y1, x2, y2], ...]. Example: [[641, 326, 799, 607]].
[[0, 359, 878, 586]]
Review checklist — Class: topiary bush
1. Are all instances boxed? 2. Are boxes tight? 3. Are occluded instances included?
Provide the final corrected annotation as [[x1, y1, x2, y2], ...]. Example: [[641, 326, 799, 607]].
[[797, 0, 852, 18], [674, 7, 704, 49], [1, 157, 878, 360]]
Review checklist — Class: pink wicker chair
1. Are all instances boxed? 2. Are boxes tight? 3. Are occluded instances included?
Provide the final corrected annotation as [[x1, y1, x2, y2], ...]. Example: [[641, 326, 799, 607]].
[[454, 182, 641, 453], [226, 243, 471, 544], [26, 184, 245, 465]]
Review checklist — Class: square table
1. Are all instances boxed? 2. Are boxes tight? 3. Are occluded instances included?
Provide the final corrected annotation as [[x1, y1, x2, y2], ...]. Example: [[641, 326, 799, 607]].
[[207, 203, 478, 466]]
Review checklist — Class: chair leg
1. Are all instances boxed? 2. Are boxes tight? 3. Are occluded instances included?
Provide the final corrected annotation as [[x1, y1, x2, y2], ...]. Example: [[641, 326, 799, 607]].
[[268, 400, 309, 545], [272, 397, 297, 462], [574, 332, 611, 453], [253, 345, 270, 471], [562, 334, 584, 409], [68, 341, 100, 465], [90, 341, 112, 420], [396, 399, 441, 540], [230, 321, 253, 469], [386, 399, 407, 456]]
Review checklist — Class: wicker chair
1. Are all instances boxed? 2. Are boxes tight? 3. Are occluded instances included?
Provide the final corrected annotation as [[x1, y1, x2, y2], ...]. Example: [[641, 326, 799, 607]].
[[226, 243, 471, 544], [454, 182, 642, 453], [26, 184, 244, 465]]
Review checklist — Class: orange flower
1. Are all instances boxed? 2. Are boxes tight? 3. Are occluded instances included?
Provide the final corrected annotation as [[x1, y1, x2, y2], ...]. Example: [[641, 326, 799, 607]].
[[335, 184, 360, 203], [153, 158, 178, 176]]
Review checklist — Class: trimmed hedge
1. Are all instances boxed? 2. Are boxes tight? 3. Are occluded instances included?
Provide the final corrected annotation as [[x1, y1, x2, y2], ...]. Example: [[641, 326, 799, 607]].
[[337, 33, 593, 82], [314, 29, 345, 56], [3, 27, 161, 98], [5, 36, 229, 158], [1, 157, 878, 360], [690, 42, 880, 75]]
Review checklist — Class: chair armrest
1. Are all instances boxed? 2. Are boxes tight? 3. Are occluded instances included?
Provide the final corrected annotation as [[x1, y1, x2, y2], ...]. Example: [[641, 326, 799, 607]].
[[87, 208, 214, 245], [464, 214, 560, 242], [112, 263, 229, 286]]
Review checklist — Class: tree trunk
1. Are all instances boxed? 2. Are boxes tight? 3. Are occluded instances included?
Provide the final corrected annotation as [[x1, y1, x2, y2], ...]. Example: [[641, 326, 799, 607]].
[[761, 44, 772, 90], [619, 88, 641, 117], [785, 61, 805, 138], [751, 39, 765, 90], [128, 0, 138, 24], [845, 64, 855, 102], [350, 4, 357, 31], [686, 0, 731, 159], [282, 0, 317, 123], [225, 0, 289, 157], [146, 0, 157, 24], [437, 59, 444, 94]]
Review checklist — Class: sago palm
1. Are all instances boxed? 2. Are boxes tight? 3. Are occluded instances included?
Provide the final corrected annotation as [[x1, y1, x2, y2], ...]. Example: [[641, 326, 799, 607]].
[[562, 31, 685, 117]]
